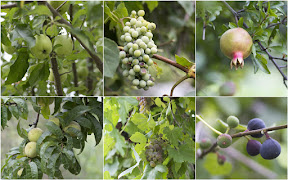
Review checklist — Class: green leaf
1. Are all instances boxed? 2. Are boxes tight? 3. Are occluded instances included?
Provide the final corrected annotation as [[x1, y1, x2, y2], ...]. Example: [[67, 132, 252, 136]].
[[45, 121, 63, 139], [203, 153, 232, 175], [130, 132, 147, 144], [175, 54, 192, 68], [131, 113, 148, 131], [64, 105, 92, 126], [228, 22, 237, 29], [146, 1, 158, 12], [28, 62, 49, 86], [5, 48, 29, 84], [104, 37, 120, 77], [118, 147, 141, 179], [167, 143, 195, 163], [237, 17, 244, 27], [252, 54, 271, 74], [1, 27, 11, 46], [11, 24, 35, 48], [29, 162, 38, 179], [28, 5, 52, 16], [1, 105, 8, 129], [8, 105, 19, 119], [163, 127, 183, 146]]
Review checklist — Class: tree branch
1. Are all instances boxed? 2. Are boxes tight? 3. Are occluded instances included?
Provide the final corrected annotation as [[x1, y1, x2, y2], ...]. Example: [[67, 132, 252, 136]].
[[45, 2, 103, 74], [50, 55, 64, 96], [266, 16, 287, 29], [29, 112, 40, 128], [1, 1, 33, 9]]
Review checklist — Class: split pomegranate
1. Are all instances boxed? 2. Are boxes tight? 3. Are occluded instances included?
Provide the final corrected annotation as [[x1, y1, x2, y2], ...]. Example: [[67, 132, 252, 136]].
[[220, 28, 253, 70]]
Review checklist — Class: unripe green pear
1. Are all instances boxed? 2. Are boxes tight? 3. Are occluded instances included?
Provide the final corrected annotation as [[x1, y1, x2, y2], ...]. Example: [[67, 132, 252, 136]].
[[64, 121, 81, 137], [28, 128, 43, 142], [17, 168, 24, 176], [30, 34, 52, 59], [49, 117, 60, 126], [53, 35, 73, 56], [48, 68, 68, 82], [24, 142, 37, 158], [48, 1, 70, 14], [2, 44, 16, 54]]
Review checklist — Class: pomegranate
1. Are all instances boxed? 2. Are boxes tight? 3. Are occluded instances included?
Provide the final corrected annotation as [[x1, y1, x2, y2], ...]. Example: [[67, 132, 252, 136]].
[[220, 28, 253, 70]]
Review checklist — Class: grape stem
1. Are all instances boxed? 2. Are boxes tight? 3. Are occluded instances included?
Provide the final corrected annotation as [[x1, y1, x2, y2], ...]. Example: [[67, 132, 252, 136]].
[[170, 74, 189, 96], [196, 115, 222, 135], [118, 47, 190, 73]]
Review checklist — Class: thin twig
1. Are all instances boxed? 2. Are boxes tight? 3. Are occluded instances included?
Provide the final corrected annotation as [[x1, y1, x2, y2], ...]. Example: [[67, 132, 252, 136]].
[[266, 17, 287, 29], [1, 1, 33, 9], [170, 74, 189, 96]]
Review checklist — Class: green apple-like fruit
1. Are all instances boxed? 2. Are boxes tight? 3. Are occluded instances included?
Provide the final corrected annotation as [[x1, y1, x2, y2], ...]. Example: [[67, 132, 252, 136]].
[[28, 128, 43, 142], [49, 117, 60, 126], [17, 168, 24, 176], [53, 35, 73, 56], [24, 142, 37, 158], [48, 1, 70, 14], [30, 34, 52, 59], [2, 44, 16, 54], [48, 68, 68, 82], [37, 97, 54, 106], [64, 121, 81, 137]]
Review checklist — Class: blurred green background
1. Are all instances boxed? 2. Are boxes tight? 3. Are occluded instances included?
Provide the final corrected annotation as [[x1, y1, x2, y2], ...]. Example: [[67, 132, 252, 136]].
[[104, 1, 195, 96], [196, 97, 287, 179], [196, 1, 287, 96], [1, 102, 103, 179]]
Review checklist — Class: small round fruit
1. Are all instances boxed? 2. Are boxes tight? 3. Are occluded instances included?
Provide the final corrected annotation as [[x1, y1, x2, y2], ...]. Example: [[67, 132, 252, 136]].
[[150, 161, 156, 168], [227, 115, 239, 128], [119, 51, 126, 59], [147, 23, 156, 30], [25, 142, 37, 158], [17, 168, 24, 176], [134, 50, 141, 57], [53, 35, 73, 56], [132, 79, 140, 86], [217, 154, 226, 165], [246, 139, 261, 156], [133, 65, 141, 72], [31, 34, 52, 59], [28, 128, 43, 142], [139, 80, 146, 88], [147, 80, 154, 87], [247, 118, 266, 138], [49, 117, 60, 126], [219, 82, 236, 96], [138, 10, 145, 17], [63, 121, 81, 137], [123, 70, 129, 77], [217, 134, 232, 148], [260, 138, 281, 160], [199, 138, 212, 149]]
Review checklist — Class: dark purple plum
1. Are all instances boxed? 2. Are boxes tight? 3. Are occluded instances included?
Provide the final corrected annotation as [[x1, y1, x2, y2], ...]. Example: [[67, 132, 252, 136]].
[[260, 138, 281, 160], [247, 118, 266, 138], [246, 140, 261, 156]]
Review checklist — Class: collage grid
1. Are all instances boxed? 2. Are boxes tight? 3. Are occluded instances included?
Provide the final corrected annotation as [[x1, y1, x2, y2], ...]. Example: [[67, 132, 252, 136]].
[[0, 0, 287, 179]]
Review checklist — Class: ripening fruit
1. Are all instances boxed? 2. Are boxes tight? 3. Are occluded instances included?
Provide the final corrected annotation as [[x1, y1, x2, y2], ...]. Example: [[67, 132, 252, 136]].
[[25, 142, 37, 158], [227, 115, 239, 128], [260, 138, 281, 160], [246, 139, 261, 156], [63, 121, 81, 137], [53, 35, 73, 56], [49, 117, 60, 126], [138, 10, 145, 17], [217, 154, 226, 165], [30, 34, 52, 59], [17, 168, 24, 177], [247, 118, 266, 138], [219, 82, 236, 96], [199, 138, 212, 149], [220, 28, 253, 69], [28, 128, 43, 142], [217, 134, 232, 148], [150, 161, 156, 167]]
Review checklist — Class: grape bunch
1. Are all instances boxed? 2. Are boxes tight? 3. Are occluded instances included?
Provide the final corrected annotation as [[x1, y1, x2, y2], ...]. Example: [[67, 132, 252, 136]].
[[145, 135, 166, 168], [119, 10, 157, 90]]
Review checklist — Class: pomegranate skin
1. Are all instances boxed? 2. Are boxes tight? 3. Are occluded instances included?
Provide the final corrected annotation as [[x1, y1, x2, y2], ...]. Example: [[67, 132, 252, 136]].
[[220, 28, 253, 70]]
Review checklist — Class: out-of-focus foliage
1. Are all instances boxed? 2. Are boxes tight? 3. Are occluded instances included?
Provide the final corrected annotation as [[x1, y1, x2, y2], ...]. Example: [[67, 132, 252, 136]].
[[196, 1, 287, 96], [196, 97, 287, 179]]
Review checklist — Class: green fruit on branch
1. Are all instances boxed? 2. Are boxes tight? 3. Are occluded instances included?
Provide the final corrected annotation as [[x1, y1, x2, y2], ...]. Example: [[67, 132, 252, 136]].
[[49, 117, 60, 126], [220, 28, 253, 70], [217, 134, 232, 148], [219, 82, 236, 96], [48, 1, 70, 14], [53, 35, 73, 56], [30, 34, 52, 59], [64, 121, 81, 137], [37, 97, 54, 106], [2, 44, 16, 54], [227, 115, 239, 128], [28, 128, 43, 142], [199, 138, 212, 149], [24, 142, 37, 158], [17, 168, 24, 176]]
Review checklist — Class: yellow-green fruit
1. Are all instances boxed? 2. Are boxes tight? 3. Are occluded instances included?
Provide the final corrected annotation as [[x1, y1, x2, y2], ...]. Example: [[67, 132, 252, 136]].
[[49, 117, 60, 126], [17, 168, 24, 176], [2, 44, 16, 54], [53, 35, 73, 56], [30, 34, 52, 59], [48, 68, 68, 82], [24, 142, 37, 158], [64, 121, 81, 137], [37, 97, 54, 106], [78, 66, 89, 79], [48, 1, 70, 14], [28, 128, 43, 142]]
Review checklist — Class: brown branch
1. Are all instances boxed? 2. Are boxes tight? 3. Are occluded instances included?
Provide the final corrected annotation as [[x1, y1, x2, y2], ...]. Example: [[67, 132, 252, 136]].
[[118, 47, 189, 73], [45, 1, 103, 74], [87, 58, 94, 95], [50, 55, 63, 96], [1, 1, 33, 9], [29, 112, 40, 128]]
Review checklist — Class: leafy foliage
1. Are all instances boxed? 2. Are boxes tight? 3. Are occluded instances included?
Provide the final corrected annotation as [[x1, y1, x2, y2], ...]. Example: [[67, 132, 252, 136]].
[[1, 97, 103, 179], [104, 97, 195, 179], [1, 1, 103, 96]]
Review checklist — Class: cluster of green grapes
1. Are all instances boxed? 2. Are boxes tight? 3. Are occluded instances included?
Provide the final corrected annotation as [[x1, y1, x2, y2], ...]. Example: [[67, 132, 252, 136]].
[[119, 10, 157, 90], [145, 135, 166, 168]]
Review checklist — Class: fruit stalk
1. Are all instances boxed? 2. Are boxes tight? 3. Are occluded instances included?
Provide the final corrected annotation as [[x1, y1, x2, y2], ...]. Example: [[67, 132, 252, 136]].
[[196, 115, 222, 135]]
